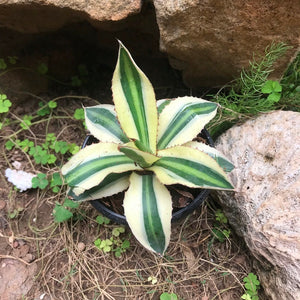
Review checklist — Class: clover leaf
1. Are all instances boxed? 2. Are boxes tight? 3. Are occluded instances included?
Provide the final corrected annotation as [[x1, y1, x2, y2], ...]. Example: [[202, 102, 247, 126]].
[[32, 173, 49, 189], [0, 94, 12, 113]]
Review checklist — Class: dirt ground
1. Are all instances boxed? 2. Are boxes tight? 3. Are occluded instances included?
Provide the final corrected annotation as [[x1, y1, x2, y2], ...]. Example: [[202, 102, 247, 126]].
[[0, 90, 265, 300], [0, 38, 265, 298]]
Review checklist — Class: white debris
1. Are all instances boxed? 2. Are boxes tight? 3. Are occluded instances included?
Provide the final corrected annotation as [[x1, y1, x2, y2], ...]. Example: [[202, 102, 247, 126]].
[[12, 161, 22, 170], [5, 168, 35, 192]]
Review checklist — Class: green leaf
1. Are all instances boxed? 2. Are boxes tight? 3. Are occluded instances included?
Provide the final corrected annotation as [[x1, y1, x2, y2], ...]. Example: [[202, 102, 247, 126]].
[[124, 173, 172, 254], [112, 41, 158, 153], [96, 215, 110, 225], [157, 99, 172, 114], [48, 100, 57, 109], [37, 101, 51, 116], [63, 198, 79, 209], [184, 141, 234, 172], [241, 294, 252, 300], [50, 172, 63, 188], [112, 227, 125, 237], [267, 92, 281, 102], [18, 139, 34, 152], [0, 58, 7, 70], [150, 146, 234, 190], [47, 154, 57, 164], [261, 80, 282, 94], [20, 115, 33, 129], [0, 94, 12, 113], [32, 173, 49, 189], [67, 172, 131, 201], [68, 143, 80, 155], [85, 105, 129, 144], [54, 141, 69, 154], [53, 203, 73, 223], [37, 63, 48, 75], [119, 142, 159, 168], [157, 97, 218, 149], [8, 56, 17, 64], [244, 273, 260, 292], [160, 293, 178, 300], [74, 108, 85, 120], [62, 143, 141, 196], [29, 146, 49, 165], [5, 140, 15, 150]]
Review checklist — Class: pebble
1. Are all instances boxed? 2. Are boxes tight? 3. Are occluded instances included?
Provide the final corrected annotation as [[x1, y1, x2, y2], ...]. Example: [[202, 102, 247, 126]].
[[77, 242, 85, 252], [0, 200, 6, 210]]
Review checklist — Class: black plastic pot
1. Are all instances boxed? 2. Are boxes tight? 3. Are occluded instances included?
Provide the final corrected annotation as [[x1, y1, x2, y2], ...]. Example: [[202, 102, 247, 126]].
[[82, 128, 214, 225]]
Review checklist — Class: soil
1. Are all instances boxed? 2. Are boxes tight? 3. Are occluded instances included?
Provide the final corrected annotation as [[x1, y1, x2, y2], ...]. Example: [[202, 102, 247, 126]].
[[0, 41, 265, 300]]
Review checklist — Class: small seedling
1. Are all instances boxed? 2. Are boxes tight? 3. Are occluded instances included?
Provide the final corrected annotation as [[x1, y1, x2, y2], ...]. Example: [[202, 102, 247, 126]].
[[37, 62, 48, 75], [32, 173, 49, 189], [8, 207, 23, 219], [0, 58, 7, 70], [29, 146, 53, 165], [160, 292, 178, 300], [18, 139, 34, 152], [147, 276, 158, 285], [5, 140, 14, 150], [261, 80, 282, 102], [53, 198, 79, 223], [208, 209, 231, 256], [50, 172, 63, 193], [112, 227, 125, 237], [73, 108, 84, 120], [54, 141, 69, 154], [20, 115, 33, 129], [94, 238, 113, 252], [0, 94, 12, 113], [241, 273, 260, 300], [96, 215, 110, 225], [215, 209, 228, 224], [94, 225, 130, 257], [114, 239, 130, 258]]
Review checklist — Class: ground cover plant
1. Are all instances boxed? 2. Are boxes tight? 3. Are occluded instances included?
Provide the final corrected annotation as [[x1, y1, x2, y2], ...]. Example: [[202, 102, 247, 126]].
[[0, 41, 298, 299]]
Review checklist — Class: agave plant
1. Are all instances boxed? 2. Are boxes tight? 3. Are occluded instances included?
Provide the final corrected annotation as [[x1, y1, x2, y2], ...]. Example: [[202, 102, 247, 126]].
[[62, 41, 234, 254]]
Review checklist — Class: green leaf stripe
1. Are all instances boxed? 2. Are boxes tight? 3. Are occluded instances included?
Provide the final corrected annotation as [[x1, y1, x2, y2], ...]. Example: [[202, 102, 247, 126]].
[[119, 47, 150, 149], [157, 102, 217, 150], [142, 174, 165, 254], [68, 172, 131, 201], [154, 157, 234, 189], [64, 155, 133, 186], [85, 107, 129, 143], [157, 99, 171, 114]]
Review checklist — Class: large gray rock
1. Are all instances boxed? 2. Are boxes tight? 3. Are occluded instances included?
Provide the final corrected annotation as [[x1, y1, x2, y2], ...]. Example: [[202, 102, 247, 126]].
[[215, 111, 300, 300], [153, 0, 300, 87]]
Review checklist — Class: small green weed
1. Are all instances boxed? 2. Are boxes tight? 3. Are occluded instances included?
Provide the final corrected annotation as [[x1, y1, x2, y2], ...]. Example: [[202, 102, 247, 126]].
[[0, 94, 12, 113], [50, 172, 63, 193], [95, 215, 110, 225], [160, 292, 178, 300], [94, 224, 130, 258], [210, 42, 295, 137], [208, 209, 231, 256], [53, 198, 80, 223], [241, 273, 260, 300], [261, 80, 282, 102], [32, 173, 49, 189]]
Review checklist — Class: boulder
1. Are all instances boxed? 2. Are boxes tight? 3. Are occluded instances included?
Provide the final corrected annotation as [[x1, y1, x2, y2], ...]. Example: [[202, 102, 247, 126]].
[[153, 0, 300, 87], [0, 0, 142, 33], [215, 111, 300, 300]]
